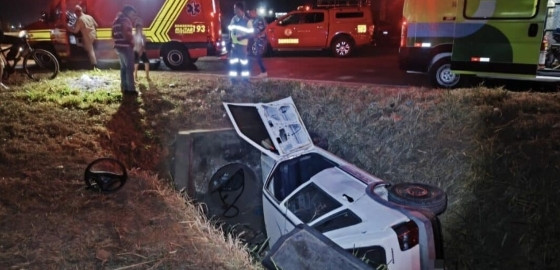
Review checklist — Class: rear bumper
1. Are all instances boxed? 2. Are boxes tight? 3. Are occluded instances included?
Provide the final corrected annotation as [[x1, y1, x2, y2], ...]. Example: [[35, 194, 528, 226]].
[[367, 183, 445, 270]]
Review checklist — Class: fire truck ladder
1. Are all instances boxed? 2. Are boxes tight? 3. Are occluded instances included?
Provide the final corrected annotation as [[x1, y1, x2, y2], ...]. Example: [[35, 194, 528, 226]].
[[316, 0, 372, 7]]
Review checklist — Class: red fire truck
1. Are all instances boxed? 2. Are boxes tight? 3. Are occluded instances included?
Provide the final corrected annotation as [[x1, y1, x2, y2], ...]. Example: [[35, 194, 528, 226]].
[[24, 0, 225, 70]]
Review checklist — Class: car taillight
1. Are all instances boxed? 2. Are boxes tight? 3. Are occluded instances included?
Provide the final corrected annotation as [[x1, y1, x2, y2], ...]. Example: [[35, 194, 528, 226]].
[[400, 18, 407, 48], [392, 220, 419, 251]]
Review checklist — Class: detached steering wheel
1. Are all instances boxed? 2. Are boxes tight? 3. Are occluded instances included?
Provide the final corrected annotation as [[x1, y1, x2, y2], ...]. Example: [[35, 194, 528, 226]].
[[84, 158, 127, 193]]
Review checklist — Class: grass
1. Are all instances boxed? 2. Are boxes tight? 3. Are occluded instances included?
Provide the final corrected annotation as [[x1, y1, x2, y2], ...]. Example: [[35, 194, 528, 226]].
[[1, 70, 559, 269]]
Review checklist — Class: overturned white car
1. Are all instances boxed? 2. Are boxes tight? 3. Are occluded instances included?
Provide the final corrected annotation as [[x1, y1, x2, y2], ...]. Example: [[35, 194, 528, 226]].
[[223, 97, 446, 270]]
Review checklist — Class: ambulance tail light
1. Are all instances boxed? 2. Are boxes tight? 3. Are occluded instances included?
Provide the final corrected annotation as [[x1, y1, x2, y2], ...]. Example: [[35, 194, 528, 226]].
[[368, 25, 374, 36], [400, 18, 407, 48], [392, 220, 419, 251]]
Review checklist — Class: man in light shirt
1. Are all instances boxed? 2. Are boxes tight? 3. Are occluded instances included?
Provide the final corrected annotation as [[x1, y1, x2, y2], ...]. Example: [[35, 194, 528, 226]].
[[69, 5, 99, 69]]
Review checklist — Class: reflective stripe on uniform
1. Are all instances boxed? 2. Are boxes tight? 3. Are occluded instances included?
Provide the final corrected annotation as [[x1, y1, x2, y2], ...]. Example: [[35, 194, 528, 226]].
[[227, 25, 254, 34]]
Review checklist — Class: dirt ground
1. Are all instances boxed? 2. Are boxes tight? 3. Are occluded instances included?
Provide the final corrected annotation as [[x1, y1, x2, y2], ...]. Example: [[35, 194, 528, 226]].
[[0, 72, 258, 269]]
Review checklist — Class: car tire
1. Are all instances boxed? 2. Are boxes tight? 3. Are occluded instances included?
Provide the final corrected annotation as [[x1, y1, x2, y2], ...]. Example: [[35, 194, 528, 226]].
[[162, 43, 192, 70], [429, 58, 461, 88], [388, 182, 447, 215], [331, 36, 353, 57]]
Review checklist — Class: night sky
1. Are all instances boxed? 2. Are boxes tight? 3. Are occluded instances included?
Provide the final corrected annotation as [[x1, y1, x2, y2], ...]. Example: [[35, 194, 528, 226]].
[[0, 0, 50, 28], [0, 0, 308, 29]]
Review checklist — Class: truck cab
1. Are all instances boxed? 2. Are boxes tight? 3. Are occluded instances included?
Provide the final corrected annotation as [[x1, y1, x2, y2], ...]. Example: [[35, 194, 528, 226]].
[[266, 0, 374, 57]]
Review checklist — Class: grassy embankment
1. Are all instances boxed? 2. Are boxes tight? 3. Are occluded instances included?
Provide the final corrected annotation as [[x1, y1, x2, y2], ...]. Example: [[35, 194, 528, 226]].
[[0, 70, 558, 269]]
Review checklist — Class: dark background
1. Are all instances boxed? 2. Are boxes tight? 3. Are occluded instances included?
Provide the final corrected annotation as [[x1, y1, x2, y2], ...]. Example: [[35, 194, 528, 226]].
[[0, 0, 403, 32]]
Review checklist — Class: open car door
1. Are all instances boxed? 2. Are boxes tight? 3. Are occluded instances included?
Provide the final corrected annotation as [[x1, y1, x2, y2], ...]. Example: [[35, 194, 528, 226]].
[[223, 96, 314, 161]]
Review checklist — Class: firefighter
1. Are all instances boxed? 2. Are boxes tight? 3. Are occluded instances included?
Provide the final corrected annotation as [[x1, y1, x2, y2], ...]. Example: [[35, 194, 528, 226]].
[[227, 2, 253, 83]]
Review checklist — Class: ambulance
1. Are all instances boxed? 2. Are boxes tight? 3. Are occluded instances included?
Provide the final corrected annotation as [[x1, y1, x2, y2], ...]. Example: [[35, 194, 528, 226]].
[[399, 0, 560, 88], [24, 0, 226, 70]]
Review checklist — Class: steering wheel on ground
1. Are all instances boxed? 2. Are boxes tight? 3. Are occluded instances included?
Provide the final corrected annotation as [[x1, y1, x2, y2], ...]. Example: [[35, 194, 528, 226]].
[[84, 158, 127, 193]]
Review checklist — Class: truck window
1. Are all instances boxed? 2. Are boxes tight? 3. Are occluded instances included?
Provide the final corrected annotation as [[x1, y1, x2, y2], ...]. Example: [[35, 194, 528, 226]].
[[279, 14, 303, 26], [335, 12, 364, 19], [303, 13, 325, 23], [266, 153, 336, 202], [464, 0, 538, 19], [285, 183, 342, 223], [280, 13, 324, 25]]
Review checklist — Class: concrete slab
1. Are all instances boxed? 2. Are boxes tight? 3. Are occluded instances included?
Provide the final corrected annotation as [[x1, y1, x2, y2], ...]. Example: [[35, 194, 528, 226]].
[[173, 128, 266, 244]]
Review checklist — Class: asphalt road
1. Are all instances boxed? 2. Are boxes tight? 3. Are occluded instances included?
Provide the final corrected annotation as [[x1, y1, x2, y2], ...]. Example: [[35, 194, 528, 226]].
[[180, 45, 432, 87]]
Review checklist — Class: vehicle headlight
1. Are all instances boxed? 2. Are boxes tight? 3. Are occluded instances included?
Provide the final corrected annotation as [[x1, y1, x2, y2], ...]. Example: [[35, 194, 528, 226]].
[[18, 30, 28, 38]]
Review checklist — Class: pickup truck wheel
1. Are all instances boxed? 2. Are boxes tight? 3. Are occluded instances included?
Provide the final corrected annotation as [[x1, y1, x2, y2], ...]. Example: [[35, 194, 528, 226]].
[[388, 183, 447, 215], [162, 44, 192, 70], [430, 58, 461, 88], [331, 37, 353, 57]]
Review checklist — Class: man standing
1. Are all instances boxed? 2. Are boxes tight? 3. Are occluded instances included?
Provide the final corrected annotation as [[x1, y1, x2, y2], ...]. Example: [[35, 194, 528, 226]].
[[227, 2, 253, 83], [112, 5, 137, 95], [69, 5, 98, 69], [0, 29, 8, 90], [247, 8, 268, 78]]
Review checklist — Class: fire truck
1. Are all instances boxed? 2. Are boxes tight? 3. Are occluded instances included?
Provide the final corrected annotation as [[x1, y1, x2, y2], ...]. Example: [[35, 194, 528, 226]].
[[266, 0, 375, 57], [24, 0, 226, 70]]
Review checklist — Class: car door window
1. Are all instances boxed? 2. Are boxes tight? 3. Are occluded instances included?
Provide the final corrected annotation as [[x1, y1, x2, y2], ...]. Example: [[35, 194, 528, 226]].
[[313, 209, 361, 233], [303, 13, 324, 24], [279, 14, 303, 26], [266, 153, 336, 202], [285, 183, 342, 223]]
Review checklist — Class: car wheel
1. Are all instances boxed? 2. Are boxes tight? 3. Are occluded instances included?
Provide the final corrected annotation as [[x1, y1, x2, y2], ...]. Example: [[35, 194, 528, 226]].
[[430, 58, 461, 88], [331, 36, 353, 57], [162, 43, 192, 70], [388, 182, 447, 215]]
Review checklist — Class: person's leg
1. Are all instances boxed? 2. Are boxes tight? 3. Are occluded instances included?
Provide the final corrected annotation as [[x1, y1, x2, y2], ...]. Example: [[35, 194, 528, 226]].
[[240, 45, 250, 81], [144, 63, 150, 80], [257, 55, 267, 73], [134, 52, 139, 81], [84, 39, 97, 68], [228, 45, 240, 82], [124, 48, 136, 92], [0, 55, 8, 90], [115, 49, 126, 92], [141, 53, 150, 80]]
